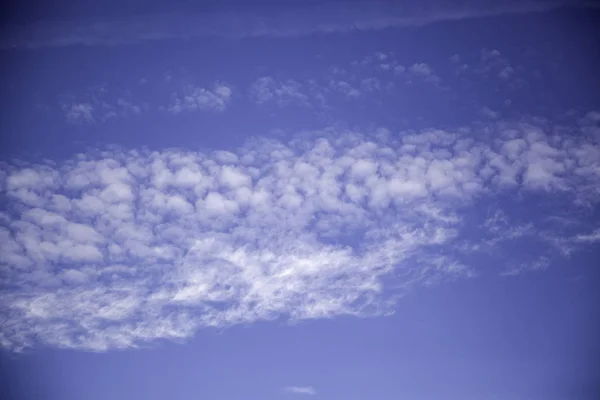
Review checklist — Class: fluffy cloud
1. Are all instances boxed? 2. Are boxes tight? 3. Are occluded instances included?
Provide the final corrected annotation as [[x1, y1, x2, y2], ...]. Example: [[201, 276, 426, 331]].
[[58, 80, 233, 124], [59, 82, 146, 124], [63, 102, 95, 124], [479, 48, 516, 80], [166, 82, 233, 113], [407, 62, 441, 85], [349, 52, 443, 87], [250, 77, 309, 107], [1, 113, 599, 352], [250, 69, 395, 109]]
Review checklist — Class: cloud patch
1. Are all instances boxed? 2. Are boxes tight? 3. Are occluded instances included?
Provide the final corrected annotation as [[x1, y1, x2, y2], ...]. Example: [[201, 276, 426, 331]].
[[250, 77, 309, 107], [165, 82, 233, 114], [63, 102, 95, 124], [0, 113, 599, 352], [284, 386, 316, 396]]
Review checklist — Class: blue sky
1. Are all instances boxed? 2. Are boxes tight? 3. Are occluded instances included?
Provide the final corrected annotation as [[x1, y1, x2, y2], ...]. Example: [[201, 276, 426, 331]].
[[1, 1, 600, 399]]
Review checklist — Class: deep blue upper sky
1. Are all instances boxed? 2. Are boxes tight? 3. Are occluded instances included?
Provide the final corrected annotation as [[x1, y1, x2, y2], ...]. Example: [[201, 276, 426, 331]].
[[1, 1, 600, 400]]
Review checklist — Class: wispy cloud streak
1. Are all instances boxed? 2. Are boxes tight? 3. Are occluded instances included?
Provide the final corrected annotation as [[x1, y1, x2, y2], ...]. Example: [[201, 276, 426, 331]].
[[0, 1, 589, 49]]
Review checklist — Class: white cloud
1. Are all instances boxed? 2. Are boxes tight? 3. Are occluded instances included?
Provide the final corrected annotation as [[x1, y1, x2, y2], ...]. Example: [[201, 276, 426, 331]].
[[63, 102, 95, 124], [477, 48, 516, 80], [284, 386, 316, 396], [573, 229, 600, 243], [59, 83, 146, 124], [409, 63, 432, 76], [1, 113, 599, 352], [166, 82, 233, 114], [502, 256, 551, 276], [250, 77, 309, 107], [480, 106, 500, 119], [346, 52, 442, 90], [220, 166, 251, 189], [116, 98, 142, 116], [407, 63, 441, 85], [329, 80, 362, 99], [250, 68, 395, 108]]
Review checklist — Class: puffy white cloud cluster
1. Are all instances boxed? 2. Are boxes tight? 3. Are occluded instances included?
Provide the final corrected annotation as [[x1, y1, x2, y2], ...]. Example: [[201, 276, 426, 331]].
[[1, 114, 599, 352]]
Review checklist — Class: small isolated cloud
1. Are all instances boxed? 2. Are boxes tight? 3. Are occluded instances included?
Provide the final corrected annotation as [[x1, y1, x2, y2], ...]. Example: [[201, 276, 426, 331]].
[[250, 77, 309, 107], [329, 80, 362, 99], [407, 63, 441, 85], [166, 82, 233, 114], [574, 229, 600, 243], [502, 256, 551, 277], [350, 53, 441, 87], [116, 98, 142, 116], [352, 52, 403, 74], [409, 62, 433, 77], [59, 84, 144, 124], [284, 386, 316, 396], [63, 102, 95, 124], [477, 48, 516, 80], [480, 106, 500, 119], [100, 98, 143, 121]]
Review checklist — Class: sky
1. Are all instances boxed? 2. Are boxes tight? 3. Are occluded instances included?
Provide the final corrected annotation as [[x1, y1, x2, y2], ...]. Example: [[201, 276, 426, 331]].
[[1, 1, 600, 399]]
